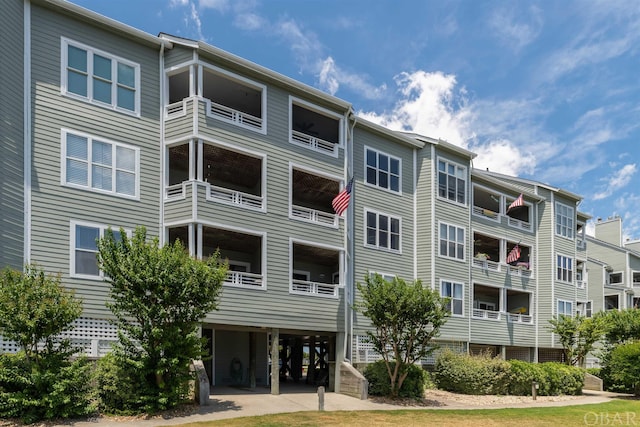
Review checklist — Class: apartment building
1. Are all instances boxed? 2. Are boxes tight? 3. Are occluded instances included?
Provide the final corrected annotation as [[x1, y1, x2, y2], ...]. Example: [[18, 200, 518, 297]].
[[1, 0, 632, 393]]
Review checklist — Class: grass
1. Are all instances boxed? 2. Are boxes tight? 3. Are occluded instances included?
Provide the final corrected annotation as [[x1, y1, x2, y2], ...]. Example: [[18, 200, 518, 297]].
[[165, 400, 640, 427]]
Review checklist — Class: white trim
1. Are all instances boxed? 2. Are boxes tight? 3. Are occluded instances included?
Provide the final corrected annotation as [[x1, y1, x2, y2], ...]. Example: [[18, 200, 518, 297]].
[[437, 220, 466, 262], [436, 156, 468, 206], [413, 148, 417, 280], [363, 145, 402, 195], [288, 96, 343, 157], [554, 201, 575, 240], [440, 279, 464, 317], [60, 128, 141, 200], [159, 42, 166, 244], [288, 162, 341, 228], [289, 237, 344, 299], [23, 0, 32, 264], [60, 37, 141, 117], [555, 252, 574, 284], [363, 208, 402, 254], [557, 298, 574, 317], [368, 271, 396, 282]]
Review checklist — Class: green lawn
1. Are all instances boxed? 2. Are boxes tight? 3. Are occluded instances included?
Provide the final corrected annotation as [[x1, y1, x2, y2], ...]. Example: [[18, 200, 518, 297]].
[[165, 400, 640, 427]]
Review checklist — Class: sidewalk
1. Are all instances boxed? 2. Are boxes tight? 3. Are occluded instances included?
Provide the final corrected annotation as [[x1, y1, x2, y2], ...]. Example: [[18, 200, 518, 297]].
[[62, 387, 628, 427]]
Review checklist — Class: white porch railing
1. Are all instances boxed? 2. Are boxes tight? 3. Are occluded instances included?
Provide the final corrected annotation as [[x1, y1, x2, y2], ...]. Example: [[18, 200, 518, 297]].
[[225, 271, 264, 289], [165, 99, 188, 119], [508, 264, 532, 278], [291, 205, 337, 227], [472, 309, 501, 320], [472, 206, 499, 220], [472, 258, 500, 271], [576, 280, 585, 289], [507, 216, 532, 231], [208, 185, 263, 210], [165, 183, 186, 199], [291, 279, 338, 298], [291, 130, 337, 155], [209, 101, 262, 130], [507, 313, 533, 324]]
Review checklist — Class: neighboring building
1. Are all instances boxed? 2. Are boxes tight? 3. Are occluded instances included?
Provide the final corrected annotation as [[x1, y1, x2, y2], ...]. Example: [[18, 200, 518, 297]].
[[1, 0, 635, 392]]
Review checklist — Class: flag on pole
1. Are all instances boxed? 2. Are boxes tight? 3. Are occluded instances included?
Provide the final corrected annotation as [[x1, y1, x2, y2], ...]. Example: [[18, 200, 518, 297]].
[[507, 193, 524, 212], [332, 177, 354, 216], [506, 244, 521, 264]]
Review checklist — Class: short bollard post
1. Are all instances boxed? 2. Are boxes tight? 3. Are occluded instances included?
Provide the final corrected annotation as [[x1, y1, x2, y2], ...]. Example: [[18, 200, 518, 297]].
[[318, 386, 325, 411], [532, 381, 538, 400]]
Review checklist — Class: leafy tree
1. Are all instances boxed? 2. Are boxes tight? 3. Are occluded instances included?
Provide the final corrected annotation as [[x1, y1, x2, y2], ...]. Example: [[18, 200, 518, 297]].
[[97, 226, 226, 413], [354, 274, 448, 398], [0, 265, 94, 423], [547, 314, 605, 367], [602, 308, 640, 345], [605, 341, 640, 395]]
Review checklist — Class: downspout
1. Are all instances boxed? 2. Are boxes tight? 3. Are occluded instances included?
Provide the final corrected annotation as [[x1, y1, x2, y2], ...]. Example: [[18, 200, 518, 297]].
[[159, 41, 166, 244], [344, 109, 356, 363], [23, 0, 32, 265]]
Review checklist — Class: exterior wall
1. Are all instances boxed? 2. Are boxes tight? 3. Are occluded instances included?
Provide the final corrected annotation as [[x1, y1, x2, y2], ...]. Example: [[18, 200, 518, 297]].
[[29, 4, 161, 317], [0, 0, 25, 270], [595, 217, 623, 247]]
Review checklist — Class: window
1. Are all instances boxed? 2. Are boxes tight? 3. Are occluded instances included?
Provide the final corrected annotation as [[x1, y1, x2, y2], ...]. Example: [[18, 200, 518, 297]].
[[441, 281, 463, 316], [369, 272, 396, 283], [365, 210, 401, 252], [62, 38, 140, 114], [365, 148, 400, 192], [555, 202, 574, 238], [71, 222, 123, 278], [557, 299, 573, 316], [438, 159, 466, 204], [439, 222, 465, 260], [557, 254, 573, 283], [62, 130, 139, 198], [608, 272, 623, 285], [576, 301, 592, 317]]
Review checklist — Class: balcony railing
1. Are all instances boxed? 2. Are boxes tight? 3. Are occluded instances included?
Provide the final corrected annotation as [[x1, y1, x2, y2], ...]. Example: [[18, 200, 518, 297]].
[[507, 216, 531, 231], [291, 205, 337, 227], [208, 185, 263, 210], [507, 313, 533, 324], [291, 279, 338, 298], [472, 309, 501, 320], [225, 271, 264, 289], [165, 183, 186, 199], [291, 130, 337, 155], [508, 264, 532, 278], [209, 101, 262, 130], [472, 258, 500, 271], [472, 206, 499, 220], [165, 99, 188, 119], [576, 280, 585, 289]]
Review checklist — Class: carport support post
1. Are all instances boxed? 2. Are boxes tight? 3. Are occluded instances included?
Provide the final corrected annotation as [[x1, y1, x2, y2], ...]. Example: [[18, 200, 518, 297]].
[[249, 332, 256, 390], [271, 328, 280, 395]]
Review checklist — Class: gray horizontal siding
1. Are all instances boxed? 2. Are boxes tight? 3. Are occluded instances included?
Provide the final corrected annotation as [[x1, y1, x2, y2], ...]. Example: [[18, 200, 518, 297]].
[[165, 45, 194, 68]]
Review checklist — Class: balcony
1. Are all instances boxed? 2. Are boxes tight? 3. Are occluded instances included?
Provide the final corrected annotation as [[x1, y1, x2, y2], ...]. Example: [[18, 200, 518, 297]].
[[290, 102, 341, 156], [203, 226, 264, 290], [472, 284, 533, 324], [505, 194, 531, 231], [291, 169, 340, 227], [472, 186, 501, 221], [291, 242, 341, 298]]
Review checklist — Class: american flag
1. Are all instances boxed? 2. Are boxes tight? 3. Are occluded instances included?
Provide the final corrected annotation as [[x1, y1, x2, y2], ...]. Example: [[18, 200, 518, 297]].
[[332, 178, 353, 216], [507, 193, 524, 212], [506, 244, 521, 264]]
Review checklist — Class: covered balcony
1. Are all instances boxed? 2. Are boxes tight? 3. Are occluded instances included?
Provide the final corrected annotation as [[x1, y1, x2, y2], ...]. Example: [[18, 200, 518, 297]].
[[505, 289, 532, 323], [505, 241, 532, 277], [291, 169, 340, 227], [576, 261, 586, 289], [291, 102, 341, 155], [472, 284, 501, 320], [472, 233, 500, 271], [505, 194, 531, 231], [472, 284, 533, 324], [472, 186, 500, 221], [203, 226, 264, 290], [291, 242, 341, 298]]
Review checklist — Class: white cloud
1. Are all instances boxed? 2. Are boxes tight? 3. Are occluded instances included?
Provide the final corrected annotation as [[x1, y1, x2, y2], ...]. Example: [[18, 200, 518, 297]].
[[488, 5, 543, 52], [198, 0, 229, 11], [472, 140, 536, 177], [318, 57, 386, 99], [188, 2, 204, 40], [169, 0, 189, 7], [234, 13, 266, 31], [593, 164, 637, 200]]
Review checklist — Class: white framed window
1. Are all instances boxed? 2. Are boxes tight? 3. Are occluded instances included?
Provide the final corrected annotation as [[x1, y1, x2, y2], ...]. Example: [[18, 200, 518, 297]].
[[365, 147, 401, 193], [70, 221, 127, 279], [437, 158, 466, 204], [439, 222, 465, 261], [368, 271, 396, 283], [365, 209, 401, 252], [556, 254, 573, 283], [557, 299, 573, 316], [555, 202, 574, 239], [61, 38, 140, 115], [441, 280, 464, 316], [61, 129, 139, 199], [608, 271, 623, 285], [576, 301, 593, 317]]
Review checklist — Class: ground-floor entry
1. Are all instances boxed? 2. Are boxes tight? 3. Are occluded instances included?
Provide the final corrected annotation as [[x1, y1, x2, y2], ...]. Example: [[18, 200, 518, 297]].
[[202, 327, 336, 393]]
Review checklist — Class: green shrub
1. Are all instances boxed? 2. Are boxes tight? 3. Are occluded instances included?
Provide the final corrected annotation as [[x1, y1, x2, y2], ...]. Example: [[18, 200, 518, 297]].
[[0, 352, 95, 424], [433, 350, 510, 395], [603, 341, 640, 395], [586, 367, 601, 378], [508, 360, 548, 395], [364, 360, 427, 399]]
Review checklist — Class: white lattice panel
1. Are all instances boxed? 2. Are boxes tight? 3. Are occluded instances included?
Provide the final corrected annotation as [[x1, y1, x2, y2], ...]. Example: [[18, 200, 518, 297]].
[[421, 341, 466, 366], [353, 336, 465, 366], [506, 347, 531, 362]]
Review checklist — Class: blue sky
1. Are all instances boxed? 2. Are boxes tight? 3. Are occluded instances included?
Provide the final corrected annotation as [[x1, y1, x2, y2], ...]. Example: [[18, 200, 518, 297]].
[[70, 0, 640, 239]]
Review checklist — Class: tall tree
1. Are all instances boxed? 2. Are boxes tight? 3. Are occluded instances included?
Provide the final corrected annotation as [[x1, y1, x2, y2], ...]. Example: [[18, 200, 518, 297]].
[[97, 226, 227, 412], [354, 274, 448, 398], [547, 314, 605, 367]]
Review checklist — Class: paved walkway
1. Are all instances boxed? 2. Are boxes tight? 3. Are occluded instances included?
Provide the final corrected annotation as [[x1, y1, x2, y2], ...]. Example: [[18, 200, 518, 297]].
[[62, 387, 629, 427]]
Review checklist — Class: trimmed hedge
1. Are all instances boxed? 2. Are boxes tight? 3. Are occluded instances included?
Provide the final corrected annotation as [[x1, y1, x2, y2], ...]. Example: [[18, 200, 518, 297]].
[[364, 360, 428, 399], [433, 351, 584, 396]]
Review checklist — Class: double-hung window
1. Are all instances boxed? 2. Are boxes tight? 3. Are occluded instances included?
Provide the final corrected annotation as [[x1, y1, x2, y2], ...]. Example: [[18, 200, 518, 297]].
[[441, 280, 463, 316], [71, 222, 123, 278], [557, 254, 573, 283], [62, 38, 140, 114], [555, 202, 574, 238], [557, 299, 573, 317], [365, 210, 401, 252], [439, 222, 465, 260], [437, 159, 466, 204], [365, 148, 400, 192], [62, 130, 139, 198]]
